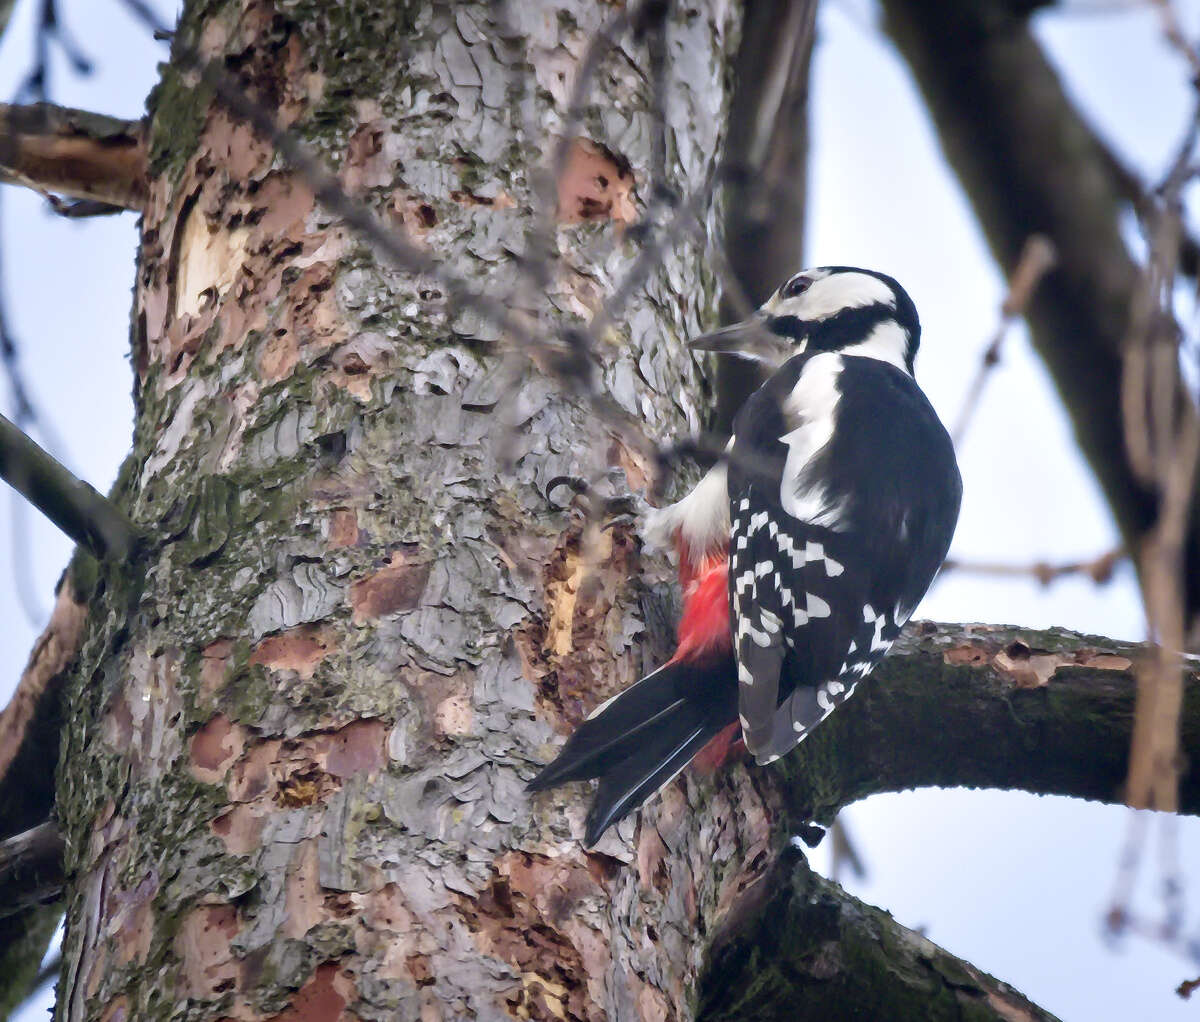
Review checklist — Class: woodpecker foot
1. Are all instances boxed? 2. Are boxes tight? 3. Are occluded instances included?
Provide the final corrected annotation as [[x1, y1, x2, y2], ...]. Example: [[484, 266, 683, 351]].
[[543, 475, 644, 525]]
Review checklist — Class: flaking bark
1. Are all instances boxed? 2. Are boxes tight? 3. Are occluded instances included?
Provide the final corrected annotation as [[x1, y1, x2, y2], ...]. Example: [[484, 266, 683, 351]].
[[55, 2, 743, 1019]]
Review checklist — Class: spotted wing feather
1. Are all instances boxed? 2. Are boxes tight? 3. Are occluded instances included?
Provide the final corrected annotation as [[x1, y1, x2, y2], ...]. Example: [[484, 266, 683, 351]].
[[729, 495, 875, 762]]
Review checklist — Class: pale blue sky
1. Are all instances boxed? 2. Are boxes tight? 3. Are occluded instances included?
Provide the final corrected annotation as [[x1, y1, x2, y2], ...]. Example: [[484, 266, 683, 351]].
[[1, 1, 1198, 1019]]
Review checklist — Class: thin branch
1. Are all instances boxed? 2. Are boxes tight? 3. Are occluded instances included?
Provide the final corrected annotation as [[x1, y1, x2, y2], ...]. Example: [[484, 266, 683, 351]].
[[0, 822, 63, 921], [118, 0, 731, 484], [1105, 811, 1195, 968], [585, 167, 717, 344], [1151, 0, 1200, 77], [638, 0, 672, 203], [0, 102, 145, 209], [0, 411, 138, 563], [952, 234, 1057, 445], [521, 0, 646, 294], [14, 0, 91, 107], [881, 0, 1200, 625], [828, 817, 866, 883], [941, 545, 1125, 587], [1121, 96, 1200, 819], [33, 952, 60, 992]]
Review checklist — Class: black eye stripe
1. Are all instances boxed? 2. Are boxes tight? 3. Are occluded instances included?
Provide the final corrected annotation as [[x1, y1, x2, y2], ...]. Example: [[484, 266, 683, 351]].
[[767, 315, 806, 340]]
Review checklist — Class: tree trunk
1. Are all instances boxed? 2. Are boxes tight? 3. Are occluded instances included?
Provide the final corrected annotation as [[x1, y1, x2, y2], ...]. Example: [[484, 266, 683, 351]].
[[54, 1, 760, 1019]]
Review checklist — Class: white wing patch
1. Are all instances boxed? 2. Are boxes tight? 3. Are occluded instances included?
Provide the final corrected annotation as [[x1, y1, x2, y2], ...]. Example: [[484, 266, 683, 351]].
[[779, 354, 847, 530]]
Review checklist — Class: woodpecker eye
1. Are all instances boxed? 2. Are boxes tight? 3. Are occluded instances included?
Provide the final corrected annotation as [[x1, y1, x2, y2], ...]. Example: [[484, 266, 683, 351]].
[[782, 275, 812, 299]]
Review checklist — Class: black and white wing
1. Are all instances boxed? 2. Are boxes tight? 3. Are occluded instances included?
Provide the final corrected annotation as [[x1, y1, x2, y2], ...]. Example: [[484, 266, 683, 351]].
[[727, 352, 961, 764]]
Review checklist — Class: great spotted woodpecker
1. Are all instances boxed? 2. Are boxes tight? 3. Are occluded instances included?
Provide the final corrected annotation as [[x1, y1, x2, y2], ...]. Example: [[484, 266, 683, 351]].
[[528, 267, 962, 846]]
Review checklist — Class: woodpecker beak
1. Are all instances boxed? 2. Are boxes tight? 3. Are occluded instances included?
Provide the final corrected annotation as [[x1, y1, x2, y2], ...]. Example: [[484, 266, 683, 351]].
[[688, 317, 793, 367]]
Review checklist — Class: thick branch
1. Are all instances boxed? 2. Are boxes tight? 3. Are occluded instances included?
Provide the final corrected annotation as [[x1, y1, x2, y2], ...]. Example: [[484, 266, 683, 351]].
[[714, 0, 815, 431], [0, 822, 63, 921], [0, 826, 63, 1017], [768, 621, 1200, 828], [879, 1, 1200, 617], [0, 101, 145, 208], [0, 411, 138, 563], [698, 843, 1058, 1022], [0, 570, 87, 839]]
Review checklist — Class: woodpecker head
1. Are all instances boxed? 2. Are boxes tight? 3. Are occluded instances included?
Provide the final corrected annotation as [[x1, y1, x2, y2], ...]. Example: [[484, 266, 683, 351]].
[[690, 267, 921, 375]]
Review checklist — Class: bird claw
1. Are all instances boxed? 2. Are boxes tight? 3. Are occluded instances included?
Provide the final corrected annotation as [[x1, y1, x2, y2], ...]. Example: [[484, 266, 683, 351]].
[[543, 475, 647, 523], [544, 475, 589, 507]]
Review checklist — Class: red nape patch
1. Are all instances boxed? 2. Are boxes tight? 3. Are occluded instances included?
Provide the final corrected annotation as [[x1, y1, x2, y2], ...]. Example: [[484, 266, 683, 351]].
[[692, 722, 745, 773], [670, 558, 731, 663]]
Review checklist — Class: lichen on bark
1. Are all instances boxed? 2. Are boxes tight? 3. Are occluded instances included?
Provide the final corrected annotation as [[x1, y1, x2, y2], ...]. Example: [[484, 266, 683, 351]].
[[55, 2, 748, 1020]]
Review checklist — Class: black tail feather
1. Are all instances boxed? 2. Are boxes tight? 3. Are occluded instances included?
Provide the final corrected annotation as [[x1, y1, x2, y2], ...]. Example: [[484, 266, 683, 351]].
[[583, 711, 716, 846], [526, 663, 687, 793], [528, 653, 737, 845]]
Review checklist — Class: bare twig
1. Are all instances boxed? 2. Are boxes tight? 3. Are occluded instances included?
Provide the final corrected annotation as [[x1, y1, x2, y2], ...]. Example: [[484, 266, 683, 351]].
[[940, 546, 1125, 587], [1108, 91, 1200, 970], [33, 952, 61, 992], [636, 0, 673, 204], [952, 234, 1057, 446], [828, 817, 866, 884], [120, 0, 746, 497], [14, 0, 91, 107], [0, 411, 138, 563], [546, 2, 646, 217], [1104, 812, 1195, 969], [11, 494, 48, 625], [1121, 98, 1200, 817], [1151, 0, 1200, 77], [586, 167, 716, 344]]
